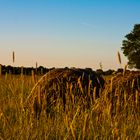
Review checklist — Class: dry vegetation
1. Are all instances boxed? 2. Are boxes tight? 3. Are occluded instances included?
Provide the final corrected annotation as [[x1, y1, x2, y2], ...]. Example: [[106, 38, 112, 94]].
[[0, 69, 140, 140]]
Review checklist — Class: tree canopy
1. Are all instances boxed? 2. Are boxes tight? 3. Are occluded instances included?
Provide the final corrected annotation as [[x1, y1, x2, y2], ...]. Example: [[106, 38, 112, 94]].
[[121, 24, 140, 69]]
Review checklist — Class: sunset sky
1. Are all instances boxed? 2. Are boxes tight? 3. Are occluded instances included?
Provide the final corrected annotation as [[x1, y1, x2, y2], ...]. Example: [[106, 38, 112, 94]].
[[0, 0, 140, 70]]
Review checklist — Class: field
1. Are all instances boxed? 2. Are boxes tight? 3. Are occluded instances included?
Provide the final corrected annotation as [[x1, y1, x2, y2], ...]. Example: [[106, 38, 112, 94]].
[[0, 71, 140, 140]]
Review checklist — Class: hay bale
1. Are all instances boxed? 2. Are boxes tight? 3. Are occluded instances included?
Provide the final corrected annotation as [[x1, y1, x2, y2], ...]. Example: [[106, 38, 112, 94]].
[[25, 68, 105, 117], [108, 71, 140, 93], [104, 71, 140, 115], [105, 71, 140, 108]]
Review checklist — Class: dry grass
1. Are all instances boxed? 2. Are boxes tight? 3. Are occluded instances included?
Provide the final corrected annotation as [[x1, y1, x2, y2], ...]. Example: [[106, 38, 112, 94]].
[[0, 70, 140, 139]]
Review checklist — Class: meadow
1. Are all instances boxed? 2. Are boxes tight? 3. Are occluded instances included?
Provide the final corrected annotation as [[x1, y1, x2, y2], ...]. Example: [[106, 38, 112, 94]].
[[0, 70, 140, 140]]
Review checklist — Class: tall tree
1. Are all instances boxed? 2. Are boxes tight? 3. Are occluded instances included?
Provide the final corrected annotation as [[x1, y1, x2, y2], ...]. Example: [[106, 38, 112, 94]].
[[121, 24, 140, 69]]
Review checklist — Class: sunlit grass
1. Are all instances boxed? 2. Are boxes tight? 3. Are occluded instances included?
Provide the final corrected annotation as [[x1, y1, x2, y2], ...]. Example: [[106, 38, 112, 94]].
[[0, 72, 140, 139]]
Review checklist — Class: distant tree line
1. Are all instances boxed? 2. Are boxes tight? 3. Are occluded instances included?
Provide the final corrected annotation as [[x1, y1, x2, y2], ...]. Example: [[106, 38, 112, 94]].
[[0, 64, 132, 76], [0, 64, 54, 75], [96, 68, 132, 76]]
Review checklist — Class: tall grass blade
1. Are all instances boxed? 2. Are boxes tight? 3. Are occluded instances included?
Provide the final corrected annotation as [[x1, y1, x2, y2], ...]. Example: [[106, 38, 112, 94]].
[[117, 51, 121, 66], [12, 51, 15, 63], [82, 113, 88, 140], [0, 64, 2, 76]]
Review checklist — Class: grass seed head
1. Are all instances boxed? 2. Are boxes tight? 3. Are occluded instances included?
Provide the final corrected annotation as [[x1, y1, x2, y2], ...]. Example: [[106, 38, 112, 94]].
[[12, 51, 15, 63], [117, 51, 122, 66], [0, 64, 2, 76]]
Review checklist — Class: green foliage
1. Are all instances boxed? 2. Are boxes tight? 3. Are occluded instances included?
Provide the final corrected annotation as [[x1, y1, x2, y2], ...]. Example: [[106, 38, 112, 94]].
[[122, 24, 140, 69]]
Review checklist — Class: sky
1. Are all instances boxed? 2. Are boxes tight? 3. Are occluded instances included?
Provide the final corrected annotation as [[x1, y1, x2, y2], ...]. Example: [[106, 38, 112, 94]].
[[0, 0, 140, 70]]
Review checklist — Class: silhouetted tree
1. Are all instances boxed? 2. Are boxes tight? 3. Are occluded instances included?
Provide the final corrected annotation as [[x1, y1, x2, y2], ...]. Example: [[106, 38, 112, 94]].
[[122, 24, 140, 69]]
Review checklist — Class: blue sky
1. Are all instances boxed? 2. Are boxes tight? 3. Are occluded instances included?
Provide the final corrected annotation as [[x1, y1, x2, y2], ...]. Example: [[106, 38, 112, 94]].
[[0, 0, 140, 70]]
